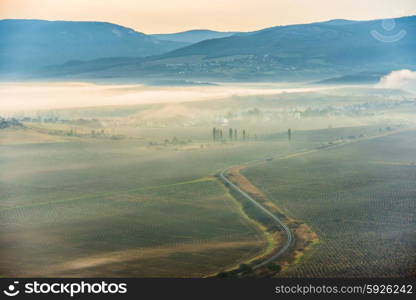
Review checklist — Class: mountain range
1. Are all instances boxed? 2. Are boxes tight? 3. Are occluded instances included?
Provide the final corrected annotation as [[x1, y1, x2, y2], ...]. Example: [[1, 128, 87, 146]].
[[1, 16, 416, 81], [151, 30, 238, 44], [0, 19, 187, 73]]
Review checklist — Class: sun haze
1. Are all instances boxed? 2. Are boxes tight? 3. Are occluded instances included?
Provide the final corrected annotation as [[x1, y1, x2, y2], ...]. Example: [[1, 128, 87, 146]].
[[0, 0, 415, 33]]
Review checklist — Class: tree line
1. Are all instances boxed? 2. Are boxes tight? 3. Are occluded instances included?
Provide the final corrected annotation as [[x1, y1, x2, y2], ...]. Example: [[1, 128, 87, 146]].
[[212, 127, 293, 142], [212, 127, 248, 142]]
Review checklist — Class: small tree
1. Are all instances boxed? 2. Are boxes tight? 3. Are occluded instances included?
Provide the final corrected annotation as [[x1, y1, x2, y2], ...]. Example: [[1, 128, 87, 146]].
[[239, 264, 253, 274], [267, 263, 282, 273], [243, 130, 246, 141], [216, 272, 229, 278], [229, 128, 233, 140], [234, 129, 238, 140], [288, 128, 292, 142]]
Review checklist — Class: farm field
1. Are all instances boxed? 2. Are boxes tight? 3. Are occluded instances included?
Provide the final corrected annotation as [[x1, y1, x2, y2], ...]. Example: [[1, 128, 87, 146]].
[[0, 129, 276, 277], [244, 130, 416, 277], [1, 85, 415, 278], [0, 122, 387, 277], [0, 170, 268, 277], [0, 126, 280, 277]]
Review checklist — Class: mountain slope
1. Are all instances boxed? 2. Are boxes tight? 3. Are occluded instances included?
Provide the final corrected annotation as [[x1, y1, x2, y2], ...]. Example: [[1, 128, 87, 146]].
[[152, 29, 238, 44], [0, 19, 187, 73], [163, 16, 415, 64], [34, 16, 416, 81]]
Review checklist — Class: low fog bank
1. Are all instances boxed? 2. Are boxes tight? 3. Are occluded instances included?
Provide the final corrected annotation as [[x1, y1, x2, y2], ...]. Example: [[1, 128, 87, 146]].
[[0, 81, 332, 113], [2, 80, 414, 134], [377, 69, 416, 94]]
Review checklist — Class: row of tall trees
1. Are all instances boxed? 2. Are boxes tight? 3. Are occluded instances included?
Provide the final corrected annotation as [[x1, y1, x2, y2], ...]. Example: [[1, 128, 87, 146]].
[[212, 127, 292, 142], [212, 127, 222, 141], [213, 127, 247, 142]]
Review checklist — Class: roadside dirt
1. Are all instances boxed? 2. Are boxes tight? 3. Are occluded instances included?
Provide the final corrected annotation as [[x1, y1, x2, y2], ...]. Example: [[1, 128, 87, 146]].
[[226, 164, 319, 276]]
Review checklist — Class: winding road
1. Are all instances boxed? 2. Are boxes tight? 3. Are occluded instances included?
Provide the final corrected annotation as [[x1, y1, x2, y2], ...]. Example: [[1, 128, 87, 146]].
[[219, 164, 295, 269]]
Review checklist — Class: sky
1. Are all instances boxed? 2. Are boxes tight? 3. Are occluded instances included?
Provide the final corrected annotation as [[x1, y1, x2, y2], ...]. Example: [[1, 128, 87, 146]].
[[0, 0, 415, 34]]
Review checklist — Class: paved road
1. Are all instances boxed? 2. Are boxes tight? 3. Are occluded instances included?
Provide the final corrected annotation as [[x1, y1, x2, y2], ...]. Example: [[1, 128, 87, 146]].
[[219, 165, 295, 269]]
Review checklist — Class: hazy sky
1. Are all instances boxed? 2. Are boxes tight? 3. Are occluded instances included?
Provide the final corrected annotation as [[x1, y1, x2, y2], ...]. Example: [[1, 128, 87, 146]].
[[1, 0, 415, 33]]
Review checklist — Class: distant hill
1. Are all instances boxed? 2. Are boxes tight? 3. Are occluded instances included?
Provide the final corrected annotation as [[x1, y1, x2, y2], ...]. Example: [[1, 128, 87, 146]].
[[24, 16, 416, 81], [152, 30, 238, 44], [319, 19, 358, 26], [316, 72, 389, 85], [162, 16, 415, 66], [0, 19, 187, 74]]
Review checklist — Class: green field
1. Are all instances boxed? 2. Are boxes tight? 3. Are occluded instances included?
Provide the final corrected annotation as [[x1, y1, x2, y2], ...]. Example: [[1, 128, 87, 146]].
[[0, 124, 401, 277], [244, 130, 416, 277], [1, 85, 415, 277], [0, 125, 290, 277], [0, 128, 279, 277], [0, 168, 268, 277]]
